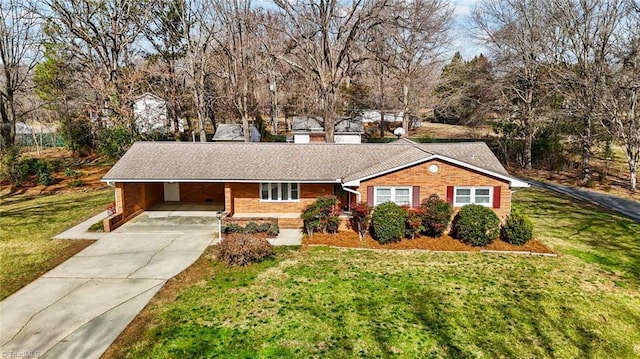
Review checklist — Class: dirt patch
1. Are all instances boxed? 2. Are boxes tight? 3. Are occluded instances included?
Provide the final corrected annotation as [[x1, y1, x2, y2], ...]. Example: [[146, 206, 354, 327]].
[[304, 231, 554, 254], [0, 148, 112, 195]]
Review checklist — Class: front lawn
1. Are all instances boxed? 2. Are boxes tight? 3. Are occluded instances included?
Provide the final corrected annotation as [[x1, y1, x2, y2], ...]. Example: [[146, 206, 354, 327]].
[[106, 188, 640, 358], [0, 189, 113, 299]]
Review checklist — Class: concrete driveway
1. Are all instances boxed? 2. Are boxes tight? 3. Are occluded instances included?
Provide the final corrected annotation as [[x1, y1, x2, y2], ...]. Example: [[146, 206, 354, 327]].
[[1, 204, 219, 359]]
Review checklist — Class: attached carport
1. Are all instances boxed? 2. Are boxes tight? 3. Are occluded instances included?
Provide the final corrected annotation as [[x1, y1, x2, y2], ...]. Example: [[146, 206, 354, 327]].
[[104, 182, 225, 232]]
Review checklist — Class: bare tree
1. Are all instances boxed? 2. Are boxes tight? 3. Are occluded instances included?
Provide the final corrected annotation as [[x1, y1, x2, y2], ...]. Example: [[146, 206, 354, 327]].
[[0, 0, 42, 150], [145, 0, 187, 135], [384, 0, 453, 135], [273, 0, 386, 142], [44, 0, 150, 122], [472, 0, 554, 170], [599, 0, 640, 191], [547, 0, 626, 182], [179, 0, 217, 142], [212, 0, 260, 142]]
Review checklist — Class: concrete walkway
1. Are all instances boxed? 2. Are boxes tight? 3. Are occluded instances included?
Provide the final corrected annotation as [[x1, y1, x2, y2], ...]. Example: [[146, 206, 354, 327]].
[[528, 179, 640, 223], [53, 210, 109, 240], [1, 208, 218, 359]]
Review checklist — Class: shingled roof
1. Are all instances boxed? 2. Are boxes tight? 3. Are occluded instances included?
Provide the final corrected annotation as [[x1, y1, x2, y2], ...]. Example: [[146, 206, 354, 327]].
[[102, 141, 527, 187]]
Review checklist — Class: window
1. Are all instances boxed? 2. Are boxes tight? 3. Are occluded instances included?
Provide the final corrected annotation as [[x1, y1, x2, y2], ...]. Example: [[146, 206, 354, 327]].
[[374, 187, 412, 206], [454, 186, 493, 207], [260, 183, 299, 201]]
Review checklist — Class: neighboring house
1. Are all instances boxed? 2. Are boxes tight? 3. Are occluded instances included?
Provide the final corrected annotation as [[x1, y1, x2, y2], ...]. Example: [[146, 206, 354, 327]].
[[212, 124, 261, 142], [101, 139, 529, 231], [360, 110, 422, 128], [133, 93, 170, 134], [292, 116, 364, 144]]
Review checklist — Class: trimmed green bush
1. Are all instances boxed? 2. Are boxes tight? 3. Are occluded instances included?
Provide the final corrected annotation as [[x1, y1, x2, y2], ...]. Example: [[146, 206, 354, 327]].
[[245, 221, 259, 234], [453, 204, 500, 246], [267, 223, 280, 237], [217, 233, 274, 266], [257, 223, 272, 233], [501, 209, 534, 245], [223, 223, 245, 234], [421, 194, 453, 237], [372, 202, 407, 244]]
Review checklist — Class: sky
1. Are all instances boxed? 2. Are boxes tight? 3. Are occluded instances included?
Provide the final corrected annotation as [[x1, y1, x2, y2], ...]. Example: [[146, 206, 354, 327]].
[[449, 0, 488, 60]]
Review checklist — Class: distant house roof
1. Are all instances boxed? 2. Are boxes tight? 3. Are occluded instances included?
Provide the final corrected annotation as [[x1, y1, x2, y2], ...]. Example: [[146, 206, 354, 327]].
[[102, 141, 528, 188], [212, 124, 261, 142], [291, 116, 364, 134]]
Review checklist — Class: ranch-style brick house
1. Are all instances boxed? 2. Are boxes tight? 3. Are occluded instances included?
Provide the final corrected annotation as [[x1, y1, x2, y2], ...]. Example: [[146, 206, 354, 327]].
[[101, 139, 529, 231]]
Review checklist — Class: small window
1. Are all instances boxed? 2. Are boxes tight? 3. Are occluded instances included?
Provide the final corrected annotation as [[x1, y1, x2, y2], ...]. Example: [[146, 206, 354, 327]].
[[374, 187, 412, 206], [260, 183, 300, 202], [454, 186, 492, 207]]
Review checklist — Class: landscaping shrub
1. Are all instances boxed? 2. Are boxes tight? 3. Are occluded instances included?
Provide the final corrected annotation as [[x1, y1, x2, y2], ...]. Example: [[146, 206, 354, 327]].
[[372, 202, 407, 244], [37, 166, 54, 186], [404, 206, 425, 239], [453, 204, 500, 246], [349, 202, 371, 239], [0, 147, 27, 184], [501, 209, 534, 245], [421, 194, 453, 237], [301, 195, 342, 237], [267, 223, 280, 237], [257, 223, 272, 233], [67, 179, 85, 188], [217, 233, 274, 266], [223, 223, 245, 234], [245, 221, 259, 234]]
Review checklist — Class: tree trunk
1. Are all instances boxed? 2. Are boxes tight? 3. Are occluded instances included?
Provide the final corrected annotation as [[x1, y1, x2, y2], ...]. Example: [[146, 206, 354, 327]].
[[402, 80, 410, 136], [581, 115, 592, 183], [323, 89, 336, 143], [523, 117, 533, 170], [0, 94, 15, 150], [269, 79, 277, 135]]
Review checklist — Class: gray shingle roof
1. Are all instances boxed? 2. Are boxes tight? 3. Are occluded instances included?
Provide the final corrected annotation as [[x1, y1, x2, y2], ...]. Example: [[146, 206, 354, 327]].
[[212, 124, 260, 142], [102, 141, 514, 184], [291, 116, 364, 133]]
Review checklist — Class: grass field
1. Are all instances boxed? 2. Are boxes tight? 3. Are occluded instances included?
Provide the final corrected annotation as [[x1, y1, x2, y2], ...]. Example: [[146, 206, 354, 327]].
[[0, 189, 113, 299], [105, 188, 640, 358]]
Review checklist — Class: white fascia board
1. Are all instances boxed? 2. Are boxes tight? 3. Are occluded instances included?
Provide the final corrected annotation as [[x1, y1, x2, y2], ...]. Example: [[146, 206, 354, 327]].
[[101, 178, 341, 184], [344, 155, 530, 188]]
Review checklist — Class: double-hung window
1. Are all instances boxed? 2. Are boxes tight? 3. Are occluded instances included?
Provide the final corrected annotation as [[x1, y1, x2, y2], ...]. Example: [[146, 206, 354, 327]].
[[454, 186, 492, 207], [260, 183, 299, 201], [374, 187, 412, 206]]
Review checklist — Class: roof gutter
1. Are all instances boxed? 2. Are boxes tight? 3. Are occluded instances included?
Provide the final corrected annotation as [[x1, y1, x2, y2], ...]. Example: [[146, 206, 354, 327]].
[[341, 183, 361, 203]]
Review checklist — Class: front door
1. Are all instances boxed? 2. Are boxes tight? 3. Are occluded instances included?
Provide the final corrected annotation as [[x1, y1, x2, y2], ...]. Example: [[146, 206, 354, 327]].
[[163, 182, 180, 201]]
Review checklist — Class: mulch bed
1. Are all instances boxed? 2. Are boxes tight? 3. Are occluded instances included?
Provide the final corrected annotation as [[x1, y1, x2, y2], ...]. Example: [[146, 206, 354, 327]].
[[304, 231, 554, 254]]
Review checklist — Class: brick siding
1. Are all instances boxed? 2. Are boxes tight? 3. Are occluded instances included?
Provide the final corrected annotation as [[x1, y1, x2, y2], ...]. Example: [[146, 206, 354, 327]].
[[180, 183, 225, 203], [359, 159, 512, 219]]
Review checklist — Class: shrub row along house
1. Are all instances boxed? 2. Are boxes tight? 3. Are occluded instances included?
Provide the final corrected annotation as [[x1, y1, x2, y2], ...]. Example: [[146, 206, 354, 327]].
[[101, 139, 529, 231]]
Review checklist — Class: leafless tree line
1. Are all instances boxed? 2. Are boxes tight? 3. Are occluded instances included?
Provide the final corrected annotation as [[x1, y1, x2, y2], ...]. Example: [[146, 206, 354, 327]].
[[1, 0, 639, 191]]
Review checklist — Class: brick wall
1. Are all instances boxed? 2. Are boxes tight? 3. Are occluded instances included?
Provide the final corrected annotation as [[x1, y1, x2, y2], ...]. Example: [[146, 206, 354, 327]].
[[180, 183, 225, 202], [359, 159, 512, 218], [228, 183, 335, 214], [114, 182, 163, 220]]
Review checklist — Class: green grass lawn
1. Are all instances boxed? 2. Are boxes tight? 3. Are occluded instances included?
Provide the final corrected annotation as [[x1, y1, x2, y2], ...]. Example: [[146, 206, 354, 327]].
[[0, 189, 113, 299], [107, 188, 640, 358]]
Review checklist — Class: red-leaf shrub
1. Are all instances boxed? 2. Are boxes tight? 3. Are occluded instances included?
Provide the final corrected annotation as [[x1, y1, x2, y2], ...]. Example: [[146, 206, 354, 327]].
[[349, 202, 371, 239], [403, 206, 426, 239], [421, 194, 453, 237]]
